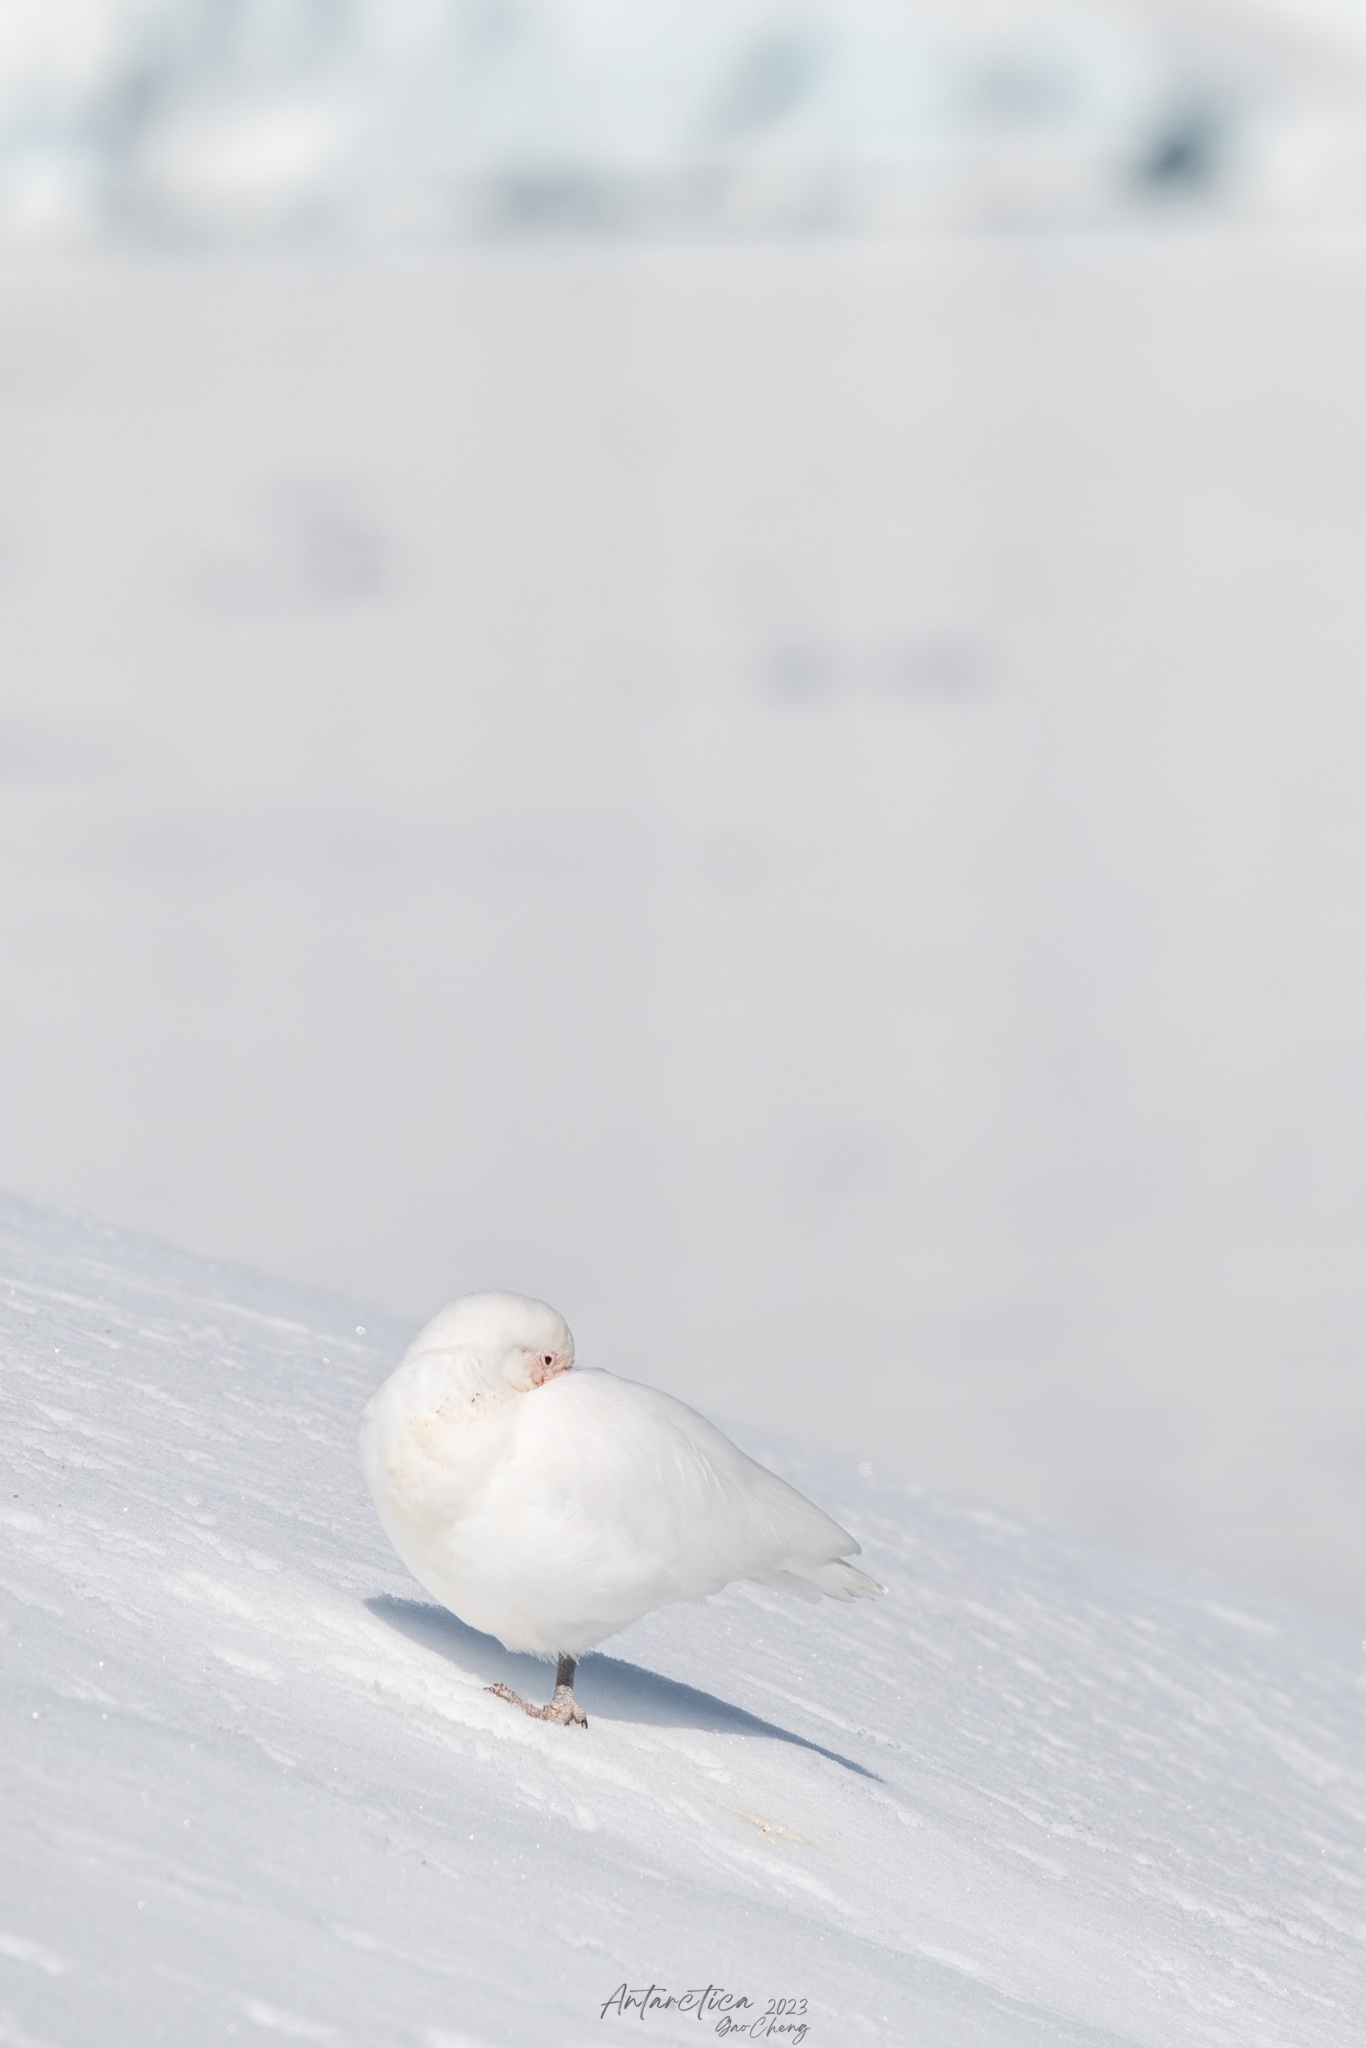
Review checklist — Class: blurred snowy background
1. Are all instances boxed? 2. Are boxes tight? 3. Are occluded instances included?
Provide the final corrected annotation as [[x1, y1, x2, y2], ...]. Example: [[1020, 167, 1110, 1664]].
[[3, 0, 1366, 1624], [4, 0, 1366, 239]]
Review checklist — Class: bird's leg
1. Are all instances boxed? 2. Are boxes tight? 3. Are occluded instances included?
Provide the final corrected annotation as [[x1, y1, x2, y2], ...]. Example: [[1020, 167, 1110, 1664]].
[[486, 1654, 587, 1728], [542, 1654, 587, 1726]]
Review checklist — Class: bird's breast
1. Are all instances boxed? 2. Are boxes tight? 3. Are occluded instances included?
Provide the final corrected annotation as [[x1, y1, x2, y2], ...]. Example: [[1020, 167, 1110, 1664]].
[[361, 1382, 518, 1536]]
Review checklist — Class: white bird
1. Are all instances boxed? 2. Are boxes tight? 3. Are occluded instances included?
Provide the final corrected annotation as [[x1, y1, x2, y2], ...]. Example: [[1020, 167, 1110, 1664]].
[[360, 1291, 882, 1726]]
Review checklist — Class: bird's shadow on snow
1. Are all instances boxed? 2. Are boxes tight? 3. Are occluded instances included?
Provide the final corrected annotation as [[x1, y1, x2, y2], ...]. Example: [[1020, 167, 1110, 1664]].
[[366, 1596, 880, 1780]]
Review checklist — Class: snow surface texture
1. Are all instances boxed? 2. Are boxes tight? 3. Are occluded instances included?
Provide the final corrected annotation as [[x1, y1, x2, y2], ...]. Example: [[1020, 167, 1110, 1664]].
[[2, 1192, 1364, 2047], [1, 0, 1365, 243]]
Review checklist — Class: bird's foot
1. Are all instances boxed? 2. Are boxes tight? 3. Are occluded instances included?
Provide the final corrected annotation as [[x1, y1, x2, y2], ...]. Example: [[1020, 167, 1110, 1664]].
[[485, 1681, 587, 1729], [541, 1683, 588, 1728]]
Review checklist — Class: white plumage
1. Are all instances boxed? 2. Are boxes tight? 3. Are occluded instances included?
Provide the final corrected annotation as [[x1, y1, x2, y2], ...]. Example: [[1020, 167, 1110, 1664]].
[[359, 1291, 881, 1724]]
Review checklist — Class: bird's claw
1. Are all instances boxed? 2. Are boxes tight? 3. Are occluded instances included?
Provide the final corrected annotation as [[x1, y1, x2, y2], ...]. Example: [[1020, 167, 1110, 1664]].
[[486, 1681, 587, 1728], [542, 1688, 588, 1728]]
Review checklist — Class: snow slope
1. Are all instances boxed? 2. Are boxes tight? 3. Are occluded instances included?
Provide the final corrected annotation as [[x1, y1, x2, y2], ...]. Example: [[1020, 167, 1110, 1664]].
[[2, 1191, 1364, 2047]]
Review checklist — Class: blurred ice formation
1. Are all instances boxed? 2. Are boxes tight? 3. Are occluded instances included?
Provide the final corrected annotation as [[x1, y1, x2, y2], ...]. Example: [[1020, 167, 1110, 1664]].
[[1, 0, 1365, 245]]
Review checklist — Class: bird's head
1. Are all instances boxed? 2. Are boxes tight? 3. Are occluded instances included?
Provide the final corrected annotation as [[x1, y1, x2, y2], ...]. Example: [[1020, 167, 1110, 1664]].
[[402, 1290, 575, 1404]]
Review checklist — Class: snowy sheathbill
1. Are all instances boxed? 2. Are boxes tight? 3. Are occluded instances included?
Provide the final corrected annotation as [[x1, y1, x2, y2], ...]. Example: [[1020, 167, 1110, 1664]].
[[360, 1291, 882, 1726]]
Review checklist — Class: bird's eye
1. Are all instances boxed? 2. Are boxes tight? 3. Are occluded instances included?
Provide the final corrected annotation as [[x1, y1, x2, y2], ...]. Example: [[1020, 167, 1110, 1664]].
[[543, 1353, 554, 1367]]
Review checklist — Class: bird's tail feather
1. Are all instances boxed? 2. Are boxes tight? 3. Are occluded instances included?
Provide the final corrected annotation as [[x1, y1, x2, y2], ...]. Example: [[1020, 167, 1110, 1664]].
[[764, 1556, 884, 1603]]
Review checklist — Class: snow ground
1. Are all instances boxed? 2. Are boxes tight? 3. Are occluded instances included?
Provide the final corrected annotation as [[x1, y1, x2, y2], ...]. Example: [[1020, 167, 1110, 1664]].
[[3, 1193, 1364, 2047]]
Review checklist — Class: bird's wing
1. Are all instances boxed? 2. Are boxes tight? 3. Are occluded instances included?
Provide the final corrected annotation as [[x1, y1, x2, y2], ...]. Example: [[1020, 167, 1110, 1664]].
[[496, 1368, 863, 1605]]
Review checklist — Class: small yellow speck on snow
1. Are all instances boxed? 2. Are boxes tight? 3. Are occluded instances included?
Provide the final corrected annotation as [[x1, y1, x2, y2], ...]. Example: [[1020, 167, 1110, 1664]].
[[732, 1809, 812, 1846]]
